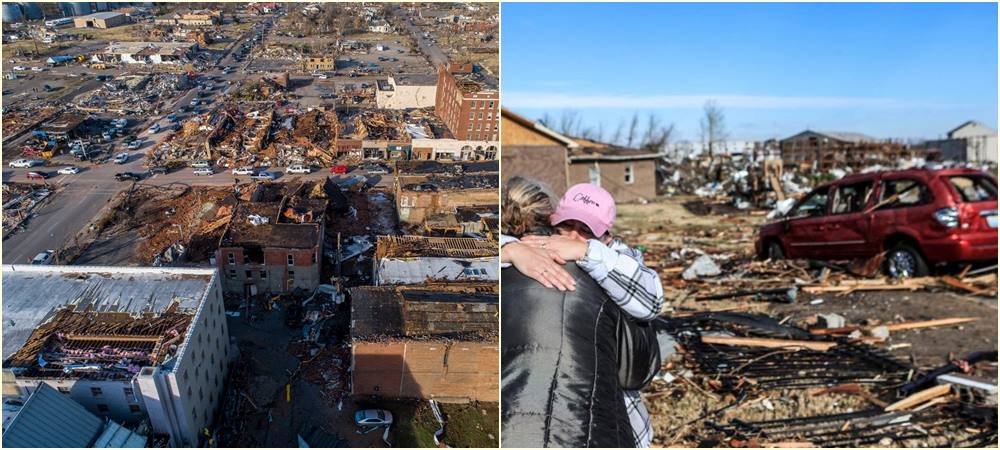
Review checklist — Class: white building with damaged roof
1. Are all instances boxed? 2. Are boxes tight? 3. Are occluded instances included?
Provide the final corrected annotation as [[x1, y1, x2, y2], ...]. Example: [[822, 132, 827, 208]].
[[1, 265, 230, 447]]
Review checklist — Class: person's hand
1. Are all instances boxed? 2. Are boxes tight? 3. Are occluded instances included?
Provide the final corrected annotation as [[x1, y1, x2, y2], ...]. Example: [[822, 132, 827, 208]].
[[503, 242, 576, 291], [520, 235, 589, 262]]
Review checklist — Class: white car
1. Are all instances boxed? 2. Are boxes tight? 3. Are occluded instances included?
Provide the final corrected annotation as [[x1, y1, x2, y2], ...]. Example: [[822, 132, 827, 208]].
[[8, 159, 41, 168], [286, 164, 311, 174], [148, 124, 161, 134], [232, 166, 256, 175], [113, 152, 129, 164], [12, 65, 26, 71], [191, 160, 213, 169], [354, 409, 393, 428], [30, 250, 54, 265], [31, 67, 44, 72], [57, 166, 81, 175], [128, 140, 142, 150], [193, 167, 214, 176]]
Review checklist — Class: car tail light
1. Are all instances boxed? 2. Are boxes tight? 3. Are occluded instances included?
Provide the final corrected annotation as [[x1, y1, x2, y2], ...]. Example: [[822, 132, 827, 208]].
[[932, 207, 959, 229]]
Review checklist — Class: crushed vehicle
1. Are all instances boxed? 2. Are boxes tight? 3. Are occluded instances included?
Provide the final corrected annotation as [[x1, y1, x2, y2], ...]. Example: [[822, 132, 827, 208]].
[[757, 167, 998, 277]]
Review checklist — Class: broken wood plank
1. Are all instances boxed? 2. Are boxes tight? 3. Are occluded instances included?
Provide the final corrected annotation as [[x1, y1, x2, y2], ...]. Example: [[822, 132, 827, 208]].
[[811, 317, 977, 335], [884, 384, 951, 412], [700, 335, 836, 352], [939, 275, 992, 296]]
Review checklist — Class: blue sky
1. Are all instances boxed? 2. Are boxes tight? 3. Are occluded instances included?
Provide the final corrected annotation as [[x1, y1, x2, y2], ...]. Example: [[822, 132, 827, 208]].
[[502, 2, 998, 142]]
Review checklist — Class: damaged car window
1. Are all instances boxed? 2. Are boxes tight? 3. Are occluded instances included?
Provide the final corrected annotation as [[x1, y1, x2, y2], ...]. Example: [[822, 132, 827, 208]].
[[789, 187, 829, 218], [949, 176, 998, 203], [831, 181, 873, 214], [880, 179, 930, 208]]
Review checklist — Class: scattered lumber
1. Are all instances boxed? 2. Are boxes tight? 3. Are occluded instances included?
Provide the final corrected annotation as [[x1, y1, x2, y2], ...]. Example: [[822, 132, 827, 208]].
[[884, 384, 951, 412], [939, 275, 993, 296], [700, 336, 836, 352], [810, 317, 977, 336]]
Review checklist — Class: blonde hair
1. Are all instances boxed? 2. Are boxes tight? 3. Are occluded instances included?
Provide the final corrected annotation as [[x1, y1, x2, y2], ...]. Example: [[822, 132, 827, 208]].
[[502, 177, 555, 237]]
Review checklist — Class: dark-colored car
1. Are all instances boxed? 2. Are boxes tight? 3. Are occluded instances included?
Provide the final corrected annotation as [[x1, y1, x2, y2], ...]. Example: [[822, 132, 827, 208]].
[[330, 165, 349, 174], [26, 171, 50, 180], [149, 166, 170, 175], [114, 172, 143, 182], [756, 168, 997, 277]]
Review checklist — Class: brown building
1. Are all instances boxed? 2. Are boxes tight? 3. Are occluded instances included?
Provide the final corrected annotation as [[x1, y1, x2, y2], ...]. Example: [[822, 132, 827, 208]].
[[394, 160, 499, 225], [435, 62, 499, 141], [215, 183, 329, 297], [303, 57, 335, 72], [780, 130, 921, 171], [349, 283, 498, 402], [74, 12, 129, 29], [501, 109, 659, 203]]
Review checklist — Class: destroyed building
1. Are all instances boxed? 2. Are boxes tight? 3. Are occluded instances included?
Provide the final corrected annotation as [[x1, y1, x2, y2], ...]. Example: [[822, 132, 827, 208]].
[[394, 160, 499, 225], [73, 12, 129, 29], [1, 265, 230, 447], [349, 283, 498, 402], [780, 130, 924, 171], [98, 42, 198, 65], [373, 235, 498, 285], [302, 57, 335, 72], [216, 183, 328, 296], [435, 62, 499, 141], [375, 74, 438, 110]]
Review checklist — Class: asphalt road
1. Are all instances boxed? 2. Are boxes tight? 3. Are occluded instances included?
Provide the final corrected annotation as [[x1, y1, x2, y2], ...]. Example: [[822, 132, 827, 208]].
[[392, 7, 448, 67]]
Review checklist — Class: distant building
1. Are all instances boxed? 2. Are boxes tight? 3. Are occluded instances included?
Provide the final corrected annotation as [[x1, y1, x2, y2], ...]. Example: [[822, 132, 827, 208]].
[[925, 121, 998, 163], [565, 137, 660, 204], [99, 42, 198, 65], [394, 160, 499, 225], [349, 283, 498, 402], [154, 10, 222, 26], [376, 74, 437, 109], [215, 187, 329, 297], [500, 108, 573, 197], [73, 12, 128, 29], [302, 56, 335, 72], [435, 62, 499, 141], [780, 130, 921, 171], [1, 265, 229, 447], [409, 137, 498, 161], [2, 383, 146, 448], [373, 235, 498, 285], [368, 20, 392, 33]]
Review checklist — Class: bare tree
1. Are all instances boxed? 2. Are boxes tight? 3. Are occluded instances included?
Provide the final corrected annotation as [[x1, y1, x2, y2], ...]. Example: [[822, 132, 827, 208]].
[[699, 100, 727, 163], [625, 112, 640, 148]]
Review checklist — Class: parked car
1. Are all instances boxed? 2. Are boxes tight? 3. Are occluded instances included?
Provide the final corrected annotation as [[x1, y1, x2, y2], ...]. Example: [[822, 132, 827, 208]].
[[367, 167, 388, 175], [329, 165, 349, 174], [31, 66, 44, 72], [232, 166, 256, 175], [250, 171, 277, 181], [191, 160, 213, 169], [113, 152, 129, 164], [128, 140, 143, 150], [354, 409, 393, 428], [193, 167, 214, 176], [149, 166, 169, 175], [26, 171, 50, 180], [30, 250, 54, 265], [756, 168, 998, 277], [12, 65, 26, 71], [114, 172, 143, 182], [57, 166, 81, 175], [287, 164, 311, 174], [8, 159, 42, 168], [148, 123, 161, 134]]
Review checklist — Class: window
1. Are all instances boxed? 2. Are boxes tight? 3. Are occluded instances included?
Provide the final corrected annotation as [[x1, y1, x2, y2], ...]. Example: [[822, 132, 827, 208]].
[[589, 166, 601, 186], [130, 404, 142, 413], [97, 404, 109, 414], [260, 270, 267, 279], [228, 269, 236, 279], [832, 181, 873, 215], [467, 122, 473, 131], [91, 387, 103, 397], [948, 176, 997, 202], [311, 252, 317, 264], [123, 387, 134, 399], [469, 112, 474, 120], [227, 253, 235, 265], [488, 101, 494, 108], [243, 254, 250, 264], [478, 112, 483, 119], [245, 270, 252, 279], [287, 254, 294, 266], [624, 164, 635, 184], [288, 270, 296, 281], [790, 187, 830, 218], [879, 179, 930, 208]]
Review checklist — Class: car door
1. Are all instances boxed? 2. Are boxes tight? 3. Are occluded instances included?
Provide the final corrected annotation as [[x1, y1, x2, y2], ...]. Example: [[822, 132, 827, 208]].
[[782, 186, 832, 259], [824, 177, 876, 258]]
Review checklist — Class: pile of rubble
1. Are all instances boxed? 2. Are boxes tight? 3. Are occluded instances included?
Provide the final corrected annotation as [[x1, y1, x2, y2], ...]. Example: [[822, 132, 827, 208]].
[[76, 73, 191, 115], [2, 105, 59, 139], [2, 183, 53, 238]]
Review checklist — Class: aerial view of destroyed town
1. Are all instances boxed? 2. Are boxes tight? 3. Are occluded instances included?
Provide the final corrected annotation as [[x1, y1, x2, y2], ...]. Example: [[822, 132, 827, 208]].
[[1, 2, 499, 447]]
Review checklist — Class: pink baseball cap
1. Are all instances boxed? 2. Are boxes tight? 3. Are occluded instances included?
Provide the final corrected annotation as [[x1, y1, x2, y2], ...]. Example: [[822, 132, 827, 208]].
[[551, 183, 616, 237]]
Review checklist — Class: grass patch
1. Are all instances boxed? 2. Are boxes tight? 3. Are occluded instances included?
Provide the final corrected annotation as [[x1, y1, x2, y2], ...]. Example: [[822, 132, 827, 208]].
[[62, 24, 143, 41], [359, 399, 498, 448]]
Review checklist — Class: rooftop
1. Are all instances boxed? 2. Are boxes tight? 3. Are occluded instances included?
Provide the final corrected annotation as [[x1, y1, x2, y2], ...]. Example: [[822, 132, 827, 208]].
[[395, 160, 499, 176], [1, 265, 216, 377], [77, 11, 124, 21], [221, 201, 323, 249], [350, 283, 498, 341], [105, 41, 196, 56], [399, 173, 499, 192], [375, 235, 497, 258]]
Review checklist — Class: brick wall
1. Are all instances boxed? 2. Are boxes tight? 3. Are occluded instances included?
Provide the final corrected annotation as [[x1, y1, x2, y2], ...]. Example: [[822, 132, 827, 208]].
[[352, 341, 498, 402]]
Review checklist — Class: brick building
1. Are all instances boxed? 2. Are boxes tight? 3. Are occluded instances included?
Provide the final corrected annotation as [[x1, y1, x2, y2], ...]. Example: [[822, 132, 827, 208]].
[[302, 57, 335, 72], [394, 160, 499, 225], [500, 108, 573, 197], [349, 283, 498, 402], [566, 137, 660, 204], [435, 62, 499, 141], [215, 184, 329, 297]]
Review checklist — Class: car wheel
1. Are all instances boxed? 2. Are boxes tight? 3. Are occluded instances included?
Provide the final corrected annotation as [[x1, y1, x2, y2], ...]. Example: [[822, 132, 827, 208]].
[[884, 243, 929, 278], [766, 241, 784, 260]]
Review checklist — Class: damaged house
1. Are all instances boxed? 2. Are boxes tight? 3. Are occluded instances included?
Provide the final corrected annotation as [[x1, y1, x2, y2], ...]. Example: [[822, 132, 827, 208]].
[[394, 160, 499, 225], [98, 42, 198, 65], [349, 283, 498, 402], [373, 235, 498, 285], [1, 265, 230, 448], [780, 130, 924, 171], [435, 62, 499, 141], [215, 183, 328, 297]]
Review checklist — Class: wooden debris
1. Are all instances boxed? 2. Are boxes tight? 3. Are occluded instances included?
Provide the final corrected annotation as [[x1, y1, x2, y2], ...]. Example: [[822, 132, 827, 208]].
[[700, 336, 836, 352], [811, 317, 977, 336], [939, 275, 993, 296], [884, 384, 951, 412]]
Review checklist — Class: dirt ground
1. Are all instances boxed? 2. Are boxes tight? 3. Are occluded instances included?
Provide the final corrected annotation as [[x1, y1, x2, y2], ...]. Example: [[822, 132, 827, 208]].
[[615, 195, 998, 447]]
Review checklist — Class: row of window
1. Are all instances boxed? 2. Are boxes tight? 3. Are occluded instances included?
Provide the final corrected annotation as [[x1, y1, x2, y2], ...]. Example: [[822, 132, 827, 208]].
[[467, 121, 499, 132], [468, 111, 494, 121], [226, 252, 316, 266], [471, 99, 496, 109]]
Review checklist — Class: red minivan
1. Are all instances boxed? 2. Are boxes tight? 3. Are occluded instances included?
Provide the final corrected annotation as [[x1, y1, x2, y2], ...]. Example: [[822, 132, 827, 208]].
[[756, 168, 998, 277]]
